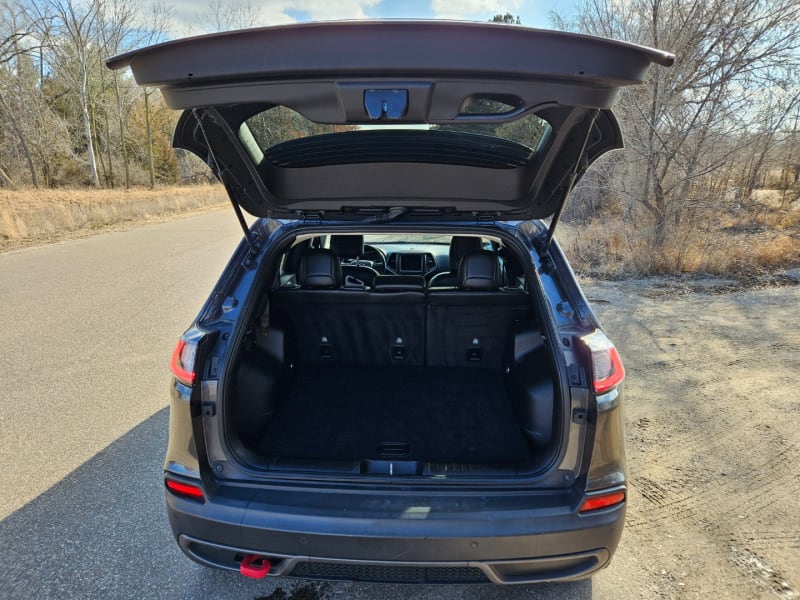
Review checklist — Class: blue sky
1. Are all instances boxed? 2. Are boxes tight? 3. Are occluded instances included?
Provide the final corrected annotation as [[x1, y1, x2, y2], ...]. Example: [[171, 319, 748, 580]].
[[166, 0, 578, 36]]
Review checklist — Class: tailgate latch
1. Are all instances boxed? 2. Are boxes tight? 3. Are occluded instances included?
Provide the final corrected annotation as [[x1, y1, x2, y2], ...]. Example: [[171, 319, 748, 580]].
[[365, 89, 408, 120]]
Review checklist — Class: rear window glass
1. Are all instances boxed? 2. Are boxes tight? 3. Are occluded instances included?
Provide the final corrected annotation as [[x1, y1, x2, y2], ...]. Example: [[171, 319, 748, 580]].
[[243, 105, 551, 151], [245, 106, 357, 149]]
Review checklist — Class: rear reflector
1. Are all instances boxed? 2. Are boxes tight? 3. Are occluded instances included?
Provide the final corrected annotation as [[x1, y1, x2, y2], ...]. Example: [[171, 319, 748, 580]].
[[579, 490, 625, 513], [169, 339, 196, 386], [165, 479, 204, 500]]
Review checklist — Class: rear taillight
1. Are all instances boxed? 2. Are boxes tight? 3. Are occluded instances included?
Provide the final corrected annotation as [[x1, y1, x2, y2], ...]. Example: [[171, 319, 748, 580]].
[[165, 478, 204, 501], [582, 330, 625, 394], [169, 338, 197, 386], [592, 346, 625, 394]]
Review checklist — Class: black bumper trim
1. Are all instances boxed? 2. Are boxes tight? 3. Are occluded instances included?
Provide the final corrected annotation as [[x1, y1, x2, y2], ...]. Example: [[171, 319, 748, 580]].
[[178, 535, 609, 584]]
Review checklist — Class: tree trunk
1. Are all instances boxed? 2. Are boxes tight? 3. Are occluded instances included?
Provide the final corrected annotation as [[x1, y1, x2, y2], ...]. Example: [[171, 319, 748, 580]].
[[104, 109, 114, 188], [81, 66, 100, 187], [91, 102, 109, 186], [742, 137, 772, 202], [781, 116, 798, 209], [114, 73, 130, 189], [144, 88, 155, 188], [0, 163, 16, 189]]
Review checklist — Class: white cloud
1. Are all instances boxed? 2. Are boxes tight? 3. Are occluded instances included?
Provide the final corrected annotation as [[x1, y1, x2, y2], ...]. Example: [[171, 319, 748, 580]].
[[164, 0, 382, 37], [431, 0, 523, 20], [292, 0, 382, 21]]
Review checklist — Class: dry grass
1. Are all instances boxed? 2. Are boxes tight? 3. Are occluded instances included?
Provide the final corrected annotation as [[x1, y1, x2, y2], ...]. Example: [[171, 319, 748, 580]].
[[0, 184, 227, 248], [564, 195, 800, 277]]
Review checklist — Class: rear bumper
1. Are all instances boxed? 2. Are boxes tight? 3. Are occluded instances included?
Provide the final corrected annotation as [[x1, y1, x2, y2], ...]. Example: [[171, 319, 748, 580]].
[[166, 481, 625, 584], [179, 535, 609, 584]]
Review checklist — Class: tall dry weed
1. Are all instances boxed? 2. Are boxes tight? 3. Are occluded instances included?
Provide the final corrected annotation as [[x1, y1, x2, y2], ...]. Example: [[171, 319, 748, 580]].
[[563, 203, 799, 277], [0, 184, 227, 243]]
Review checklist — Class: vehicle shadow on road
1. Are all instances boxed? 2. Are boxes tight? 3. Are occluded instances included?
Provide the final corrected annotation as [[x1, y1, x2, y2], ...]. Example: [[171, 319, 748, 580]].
[[0, 408, 592, 599]]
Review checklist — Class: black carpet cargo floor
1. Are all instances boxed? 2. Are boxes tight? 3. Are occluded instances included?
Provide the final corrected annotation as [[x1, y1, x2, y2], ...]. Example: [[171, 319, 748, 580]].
[[258, 366, 531, 464]]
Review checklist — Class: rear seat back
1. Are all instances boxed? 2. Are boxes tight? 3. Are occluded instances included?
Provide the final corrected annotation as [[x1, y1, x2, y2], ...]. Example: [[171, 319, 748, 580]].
[[426, 251, 530, 368], [271, 250, 425, 366]]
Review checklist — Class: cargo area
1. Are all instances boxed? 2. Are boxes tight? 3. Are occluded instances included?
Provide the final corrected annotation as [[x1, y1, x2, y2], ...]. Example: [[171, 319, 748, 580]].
[[225, 244, 561, 476]]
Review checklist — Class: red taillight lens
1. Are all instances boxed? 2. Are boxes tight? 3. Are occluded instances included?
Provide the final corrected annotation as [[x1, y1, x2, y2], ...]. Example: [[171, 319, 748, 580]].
[[582, 330, 625, 394], [592, 345, 625, 394], [579, 490, 625, 513], [169, 339, 196, 386], [165, 479, 204, 500]]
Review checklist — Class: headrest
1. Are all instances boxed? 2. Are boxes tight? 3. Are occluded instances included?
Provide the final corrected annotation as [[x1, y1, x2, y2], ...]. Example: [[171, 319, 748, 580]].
[[458, 251, 502, 291], [372, 275, 426, 292], [449, 236, 483, 270], [499, 246, 524, 284], [330, 235, 364, 259], [297, 248, 342, 288], [283, 240, 309, 275]]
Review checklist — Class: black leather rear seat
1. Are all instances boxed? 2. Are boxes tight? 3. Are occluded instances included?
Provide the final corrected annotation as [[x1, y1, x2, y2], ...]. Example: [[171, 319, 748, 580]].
[[271, 249, 530, 369], [426, 251, 530, 368]]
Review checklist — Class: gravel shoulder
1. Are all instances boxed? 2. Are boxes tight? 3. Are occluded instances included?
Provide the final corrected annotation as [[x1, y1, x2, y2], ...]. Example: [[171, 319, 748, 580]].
[[583, 277, 800, 599]]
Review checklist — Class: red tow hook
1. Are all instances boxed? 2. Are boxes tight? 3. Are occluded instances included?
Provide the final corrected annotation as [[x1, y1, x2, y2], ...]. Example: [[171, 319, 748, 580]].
[[240, 554, 271, 579]]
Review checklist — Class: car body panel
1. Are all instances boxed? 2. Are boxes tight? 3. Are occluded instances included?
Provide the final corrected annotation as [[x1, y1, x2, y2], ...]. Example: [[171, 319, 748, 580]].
[[106, 21, 673, 98]]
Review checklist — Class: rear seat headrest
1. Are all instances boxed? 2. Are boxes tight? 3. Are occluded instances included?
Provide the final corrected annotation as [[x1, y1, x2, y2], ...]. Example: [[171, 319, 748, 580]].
[[330, 235, 364, 259], [297, 248, 342, 289], [284, 240, 310, 275], [449, 236, 483, 270], [458, 251, 502, 291]]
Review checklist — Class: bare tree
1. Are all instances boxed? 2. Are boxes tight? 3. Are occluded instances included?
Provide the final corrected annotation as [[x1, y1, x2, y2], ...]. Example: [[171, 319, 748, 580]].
[[98, 0, 133, 188], [559, 0, 800, 250], [204, 0, 261, 32], [0, 0, 180, 188], [0, 1, 40, 187], [99, 0, 170, 189], [31, 0, 106, 187]]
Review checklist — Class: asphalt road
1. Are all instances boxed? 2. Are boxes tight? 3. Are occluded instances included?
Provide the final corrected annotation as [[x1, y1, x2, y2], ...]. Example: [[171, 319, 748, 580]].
[[0, 210, 591, 599]]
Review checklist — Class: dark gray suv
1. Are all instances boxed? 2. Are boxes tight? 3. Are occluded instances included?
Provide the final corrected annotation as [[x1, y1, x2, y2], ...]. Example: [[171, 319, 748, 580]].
[[109, 21, 672, 585]]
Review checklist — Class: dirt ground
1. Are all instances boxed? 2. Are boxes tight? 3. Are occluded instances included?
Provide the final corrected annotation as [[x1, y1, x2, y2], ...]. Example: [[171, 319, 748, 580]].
[[580, 275, 800, 599]]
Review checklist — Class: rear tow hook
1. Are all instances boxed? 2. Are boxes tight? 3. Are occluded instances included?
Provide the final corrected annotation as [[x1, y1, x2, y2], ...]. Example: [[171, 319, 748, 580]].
[[240, 554, 271, 579]]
